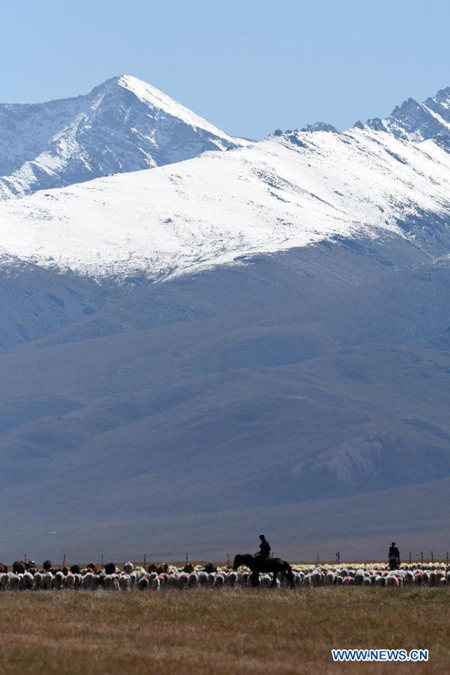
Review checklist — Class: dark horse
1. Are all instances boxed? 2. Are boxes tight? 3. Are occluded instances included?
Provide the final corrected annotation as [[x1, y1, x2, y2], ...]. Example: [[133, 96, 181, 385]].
[[233, 554, 295, 588]]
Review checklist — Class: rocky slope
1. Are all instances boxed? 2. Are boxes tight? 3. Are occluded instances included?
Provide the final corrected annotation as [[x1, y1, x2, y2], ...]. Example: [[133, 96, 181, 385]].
[[366, 86, 450, 150]]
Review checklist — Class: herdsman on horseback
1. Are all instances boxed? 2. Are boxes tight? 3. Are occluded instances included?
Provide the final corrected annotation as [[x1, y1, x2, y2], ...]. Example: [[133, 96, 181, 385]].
[[233, 534, 295, 588], [255, 534, 271, 564]]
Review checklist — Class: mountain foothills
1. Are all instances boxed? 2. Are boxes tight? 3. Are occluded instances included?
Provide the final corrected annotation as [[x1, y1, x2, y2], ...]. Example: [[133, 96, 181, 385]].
[[1, 77, 450, 561]]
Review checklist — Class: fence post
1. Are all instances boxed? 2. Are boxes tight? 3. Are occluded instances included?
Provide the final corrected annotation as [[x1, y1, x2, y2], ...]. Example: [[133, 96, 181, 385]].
[[63, 553, 66, 567], [431, 551, 434, 563], [186, 553, 189, 565], [101, 554, 104, 566], [409, 551, 411, 564], [421, 552, 423, 564], [144, 553, 147, 567]]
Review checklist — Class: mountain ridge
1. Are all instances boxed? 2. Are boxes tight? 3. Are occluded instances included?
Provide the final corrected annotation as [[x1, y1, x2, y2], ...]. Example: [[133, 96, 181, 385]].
[[0, 74, 241, 199], [1, 122, 450, 280], [364, 86, 450, 150]]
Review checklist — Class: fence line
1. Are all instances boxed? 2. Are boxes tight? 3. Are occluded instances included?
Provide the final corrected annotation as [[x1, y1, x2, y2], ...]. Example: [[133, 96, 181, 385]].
[[3, 551, 450, 567]]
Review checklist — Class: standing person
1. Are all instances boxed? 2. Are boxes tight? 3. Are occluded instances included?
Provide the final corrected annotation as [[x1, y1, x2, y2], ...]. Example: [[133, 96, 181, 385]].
[[388, 542, 400, 569]]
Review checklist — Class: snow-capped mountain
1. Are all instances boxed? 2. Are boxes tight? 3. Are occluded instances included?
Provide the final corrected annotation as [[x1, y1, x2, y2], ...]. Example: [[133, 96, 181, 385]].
[[1, 122, 450, 279], [3, 80, 450, 559], [365, 86, 450, 149], [0, 75, 240, 199]]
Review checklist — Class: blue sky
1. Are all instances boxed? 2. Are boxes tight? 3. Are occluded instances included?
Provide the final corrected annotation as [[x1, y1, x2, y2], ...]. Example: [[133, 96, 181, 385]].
[[2, 0, 450, 139]]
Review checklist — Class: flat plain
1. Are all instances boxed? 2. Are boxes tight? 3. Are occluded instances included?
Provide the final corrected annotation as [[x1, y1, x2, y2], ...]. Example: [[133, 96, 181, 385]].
[[0, 588, 448, 674]]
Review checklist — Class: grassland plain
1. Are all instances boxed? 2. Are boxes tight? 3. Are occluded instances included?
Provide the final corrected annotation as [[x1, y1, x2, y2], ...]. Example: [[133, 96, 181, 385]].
[[0, 588, 449, 674]]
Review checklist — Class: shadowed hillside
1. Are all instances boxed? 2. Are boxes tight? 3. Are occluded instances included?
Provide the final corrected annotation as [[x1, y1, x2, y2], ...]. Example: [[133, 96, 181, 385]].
[[1, 234, 450, 560]]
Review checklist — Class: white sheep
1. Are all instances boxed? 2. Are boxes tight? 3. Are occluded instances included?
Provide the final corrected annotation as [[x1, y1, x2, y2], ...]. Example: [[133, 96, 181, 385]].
[[188, 573, 199, 588], [53, 571, 65, 590], [354, 570, 365, 585], [326, 571, 335, 585], [214, 574, 225, 588], [65, 573, 75, 590], [198, 572, 209, 586], [119, 574, 132, 592], [82, 572, 94, 590], [303, 574, 312, 588], [9, 573, 20, 591], [402, 571, 413, 585], [386, 575, 399, 587], [20, 572, 34, 590], [226, 571, 237, 587], [33, 572, 43, 590], [177, 573, 189, 589], [311, 569, 323, 587], [74, 573, 83, 589], [43, 572, 53, 590], [137, 575, 149, 591], [168, 575, 178, 589]]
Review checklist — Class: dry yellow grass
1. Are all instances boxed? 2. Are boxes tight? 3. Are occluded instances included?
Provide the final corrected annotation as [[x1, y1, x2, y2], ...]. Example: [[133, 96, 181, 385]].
[[0, 588, 448, 674]]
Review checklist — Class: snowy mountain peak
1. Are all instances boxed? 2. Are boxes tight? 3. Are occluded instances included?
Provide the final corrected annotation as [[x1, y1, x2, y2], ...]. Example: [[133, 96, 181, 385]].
[[432, 86, 450, 105], [365, 86, 450, 149], [96, 74, 237, 141], [0, 75, 241, 200]]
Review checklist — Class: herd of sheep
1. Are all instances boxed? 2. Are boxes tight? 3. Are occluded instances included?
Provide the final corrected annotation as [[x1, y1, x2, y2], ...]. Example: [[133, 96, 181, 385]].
[[1, 560, 450, 591]]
